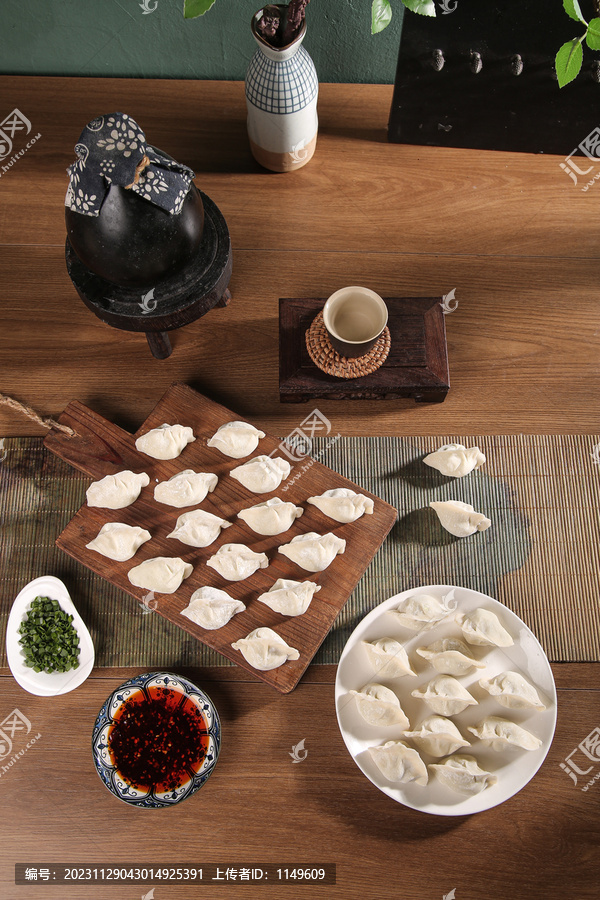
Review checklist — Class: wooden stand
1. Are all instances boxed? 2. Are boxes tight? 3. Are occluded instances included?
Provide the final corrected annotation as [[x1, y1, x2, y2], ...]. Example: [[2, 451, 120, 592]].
[[65, 191, 232, 359], [279, 297, 450, 403]]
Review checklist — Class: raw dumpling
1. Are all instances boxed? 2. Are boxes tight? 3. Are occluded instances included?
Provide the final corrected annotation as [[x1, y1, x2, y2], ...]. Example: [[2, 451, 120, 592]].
[[368, 741, 428, 785], [416, 638, 486, 676], [257, 578, 321, 616], [231, 627, 299, 671], [127, 556, 193, 594], [85, 522, 151, 561], [349, 683, 410, 729], [207, 543, 269, 581], [207, 420, 266, 459], [403, 716, 470, 758], [154, 470, 218, 507], [478, 671, 546, 711], [456, 608, 513, 647], [86, 470, 149, 509], [390, 591, 456, 631], [411, 675, 477, 716], [467, 716, 542, 751], [423, 443, 486, 478], [307, 488, 374, 523], [238, 497, 303, 536], [363, 638, 416, 678], [429, 755, 497, 795], [430, 500, 491, 537], [278, 531, 346, 572], [167, 509, 231, 548], [180, 586, 245, 630], [230, 455, 291, 493], [135, 423, 195, 460]]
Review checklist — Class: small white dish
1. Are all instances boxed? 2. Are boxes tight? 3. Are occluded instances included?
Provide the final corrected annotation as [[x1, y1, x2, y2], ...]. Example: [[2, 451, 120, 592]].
[[335, 585, 557, 816], [6, 576, 95, 696]]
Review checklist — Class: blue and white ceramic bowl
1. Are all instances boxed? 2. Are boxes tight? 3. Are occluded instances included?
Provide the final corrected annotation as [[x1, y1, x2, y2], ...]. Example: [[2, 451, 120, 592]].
[[92, 671, 221, 808]]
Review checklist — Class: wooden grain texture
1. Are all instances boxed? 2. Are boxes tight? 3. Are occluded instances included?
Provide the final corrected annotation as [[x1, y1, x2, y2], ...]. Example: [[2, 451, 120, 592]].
[[279, 296, 449, 402], [0, 74, 599, 899], [44, 384, 397, 692], [0, 664, 598, 900], [0, 78, 599, 436], [1, 247, 599, 437], [0, 78, 595, 259]]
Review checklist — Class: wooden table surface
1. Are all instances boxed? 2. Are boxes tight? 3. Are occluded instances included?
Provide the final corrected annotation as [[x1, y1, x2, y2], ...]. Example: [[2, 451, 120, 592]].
[[1, 77, 599, 900]]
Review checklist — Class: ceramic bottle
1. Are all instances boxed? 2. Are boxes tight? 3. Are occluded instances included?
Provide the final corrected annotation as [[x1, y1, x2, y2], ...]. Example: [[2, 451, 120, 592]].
[[245, 8, 318, 173]]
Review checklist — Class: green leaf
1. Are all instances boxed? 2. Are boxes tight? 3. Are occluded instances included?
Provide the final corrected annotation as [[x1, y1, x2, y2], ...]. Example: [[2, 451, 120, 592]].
[[586, 17, 600, 50], [555, 38, 584, 87], [372, 0, 392, 34], [183, 0, 217, 20], [562, 0, 586, 25], [401, 0, 437, 16]]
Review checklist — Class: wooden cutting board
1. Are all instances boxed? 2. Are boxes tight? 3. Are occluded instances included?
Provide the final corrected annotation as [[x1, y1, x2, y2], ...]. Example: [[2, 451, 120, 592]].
[[44, 383, 398, 692]]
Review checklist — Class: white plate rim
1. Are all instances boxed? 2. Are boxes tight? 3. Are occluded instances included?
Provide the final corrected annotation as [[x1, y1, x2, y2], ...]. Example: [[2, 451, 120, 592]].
[[6, 576, 95, 696], [335, 584, 557, 817]]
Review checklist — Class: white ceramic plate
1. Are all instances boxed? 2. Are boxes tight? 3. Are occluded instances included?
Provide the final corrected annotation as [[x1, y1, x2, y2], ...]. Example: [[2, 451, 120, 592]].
[[6, 576, 95, 696], [335, 585, 557, 816]]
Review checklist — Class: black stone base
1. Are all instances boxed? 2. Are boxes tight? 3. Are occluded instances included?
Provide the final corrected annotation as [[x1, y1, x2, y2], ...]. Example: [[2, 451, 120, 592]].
[[65, 190, 232, 358]]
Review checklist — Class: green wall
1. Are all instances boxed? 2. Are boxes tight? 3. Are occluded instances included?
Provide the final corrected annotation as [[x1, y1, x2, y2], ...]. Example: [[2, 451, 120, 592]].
[[0, 0, 404, 84]]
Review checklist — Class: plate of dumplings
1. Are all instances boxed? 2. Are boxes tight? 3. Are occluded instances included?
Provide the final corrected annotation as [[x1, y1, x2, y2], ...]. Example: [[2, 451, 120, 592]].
[[47, 383, 398, 694], [335, 585, 557, 815]]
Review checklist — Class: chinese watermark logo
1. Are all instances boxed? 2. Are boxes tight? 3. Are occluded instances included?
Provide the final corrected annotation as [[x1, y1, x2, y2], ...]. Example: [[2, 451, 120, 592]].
[[0, 109, 31, 161], [139, 591, 158, 615], [560, 126, 600, 191], [441, 588, 457, 612], [277, 409, 333, 462], [289, 739, 308, 763], [139, 0, 158, 13], [0, 438, 7, 462], [0, 108, 40, 180], [290, 140, 308, 163], [274, 409, 341, 492], [0, 709, 41, 781], [443, 889, 457, 900], [438, 0, 458, 13], [590, 442, 600, 466], [440, 288, 458, 314], [559, 725, 600, 791], [0, 709, 31, 761], [142, 890, 156, 900], [139, 288, 158, 314]]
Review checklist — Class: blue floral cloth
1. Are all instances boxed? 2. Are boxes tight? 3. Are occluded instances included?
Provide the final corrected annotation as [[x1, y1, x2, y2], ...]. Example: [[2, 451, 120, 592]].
[[65, 112, 195, 217]]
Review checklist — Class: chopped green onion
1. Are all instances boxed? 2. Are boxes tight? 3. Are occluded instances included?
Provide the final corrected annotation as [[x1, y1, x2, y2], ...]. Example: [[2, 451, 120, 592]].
[[18, 595, 80, 674]]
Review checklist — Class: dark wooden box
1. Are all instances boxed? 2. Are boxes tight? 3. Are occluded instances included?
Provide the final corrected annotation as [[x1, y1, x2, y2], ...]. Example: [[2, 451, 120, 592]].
[[389, 0, 600, 155], [279, 296, 449, 403]]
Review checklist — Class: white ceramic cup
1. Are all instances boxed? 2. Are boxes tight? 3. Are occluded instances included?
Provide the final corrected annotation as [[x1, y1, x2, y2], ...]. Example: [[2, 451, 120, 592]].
[[323, 286, 388, 358]]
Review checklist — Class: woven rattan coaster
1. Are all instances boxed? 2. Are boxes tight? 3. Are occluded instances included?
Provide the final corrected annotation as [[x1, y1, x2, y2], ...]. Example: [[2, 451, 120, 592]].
[[305, 312, 391, 379]]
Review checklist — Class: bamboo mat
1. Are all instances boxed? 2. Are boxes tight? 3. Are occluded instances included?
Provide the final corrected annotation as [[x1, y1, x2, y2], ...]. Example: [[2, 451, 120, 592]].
[[0, 435, 599, 667]]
